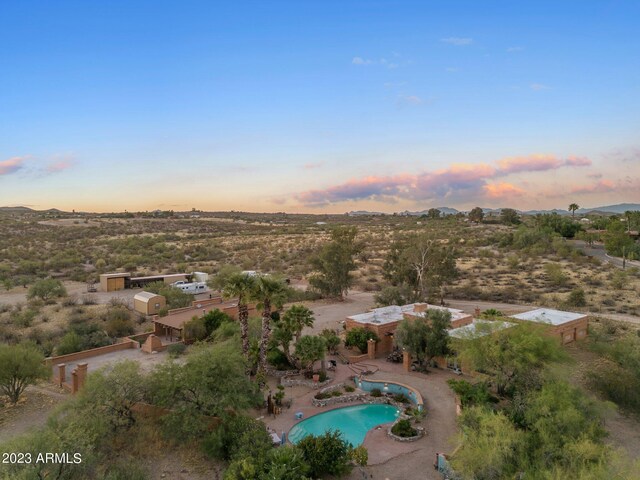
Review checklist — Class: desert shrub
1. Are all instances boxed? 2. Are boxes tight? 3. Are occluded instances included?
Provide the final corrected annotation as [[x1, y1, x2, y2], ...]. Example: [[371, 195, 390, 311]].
[[27, 279, 67, 301], [56, 331, 84, 355], [183, 316, 207, 342], [448, 379, 492, 407], [391, 419, 417, 437], [61, 295, 77, 307], [544, 263, 569, 287], [82, 295, 98, 305], [344, 385, 355, 393], [566, 288, 587, 307], [167, 343, 186, 357], [370, 388, 382, 397], [314, 392, 330, 400], [345, 327, 379, 354], [393, 394, 410, 403], [106, 317, 135, 337], [13, 309, 37, 328], [295, 431, 353, 478]]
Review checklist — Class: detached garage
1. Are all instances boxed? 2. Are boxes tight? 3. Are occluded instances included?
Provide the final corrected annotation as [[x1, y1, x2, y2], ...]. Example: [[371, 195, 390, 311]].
[[134, 292, 166, 316], [99, 272, 131, 292]]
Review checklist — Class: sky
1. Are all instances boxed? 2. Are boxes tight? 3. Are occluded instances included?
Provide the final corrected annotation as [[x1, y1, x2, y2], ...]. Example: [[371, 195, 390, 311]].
[[1, 0, 639, 213]]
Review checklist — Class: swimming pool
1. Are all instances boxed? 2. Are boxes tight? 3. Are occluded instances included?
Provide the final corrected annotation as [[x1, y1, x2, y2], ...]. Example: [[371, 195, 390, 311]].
[[287, 404, 400, 446], [354, 377, 424, 410]]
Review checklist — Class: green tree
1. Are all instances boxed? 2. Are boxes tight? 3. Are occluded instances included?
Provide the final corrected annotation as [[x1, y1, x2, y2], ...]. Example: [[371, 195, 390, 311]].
[[345, 327, 379, 354], [603, 220, 637, 258], [149, 343, 261, 440], [295, 335, 326, 374], [27, 278, 67, 301], [320, 329, 341, 354], [254, 276, 289, 375], [309, 227, 361, 300], [202, 309, 233, 336], [271, 305, 315, 366], [500, 208, 521, 225], [222, 273, 258, 359], [568, 203, 580, 218], [468, 206, 484, 223], [145, 281, 192, 309], [451, 406, 525, 479], [295, 431, 354, 478], [395, 309, 451, 367], [0, 343, 50, 404], [457, 324, 566, 396], [427, 208, 441, 219], [76, 360, 146, 431], [209, 264, 243, 291], [262, 446, 311, 480]]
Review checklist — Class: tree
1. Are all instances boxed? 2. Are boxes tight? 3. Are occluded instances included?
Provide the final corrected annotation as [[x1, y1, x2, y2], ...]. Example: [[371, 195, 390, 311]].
[[395, 309, 451, 367], [222, 273, 258, 359], [145, 281, 191, 309], [77, 360, 146, 431], [0, 343, 50, 404], [568, 203, 580, 218], [295, 335, 326, 374], [254, 276, 289, 375], [345, 327, 379, 354], [202, 309, 233, 336], [603, 220, 638, 258], [320, 329, 341, 354], [295, 431, 354, 478], [149, 343, 261, 439], [27, 278, 67, 301], [272, 305, 315, 365], [427, 208, 441, 219], [309, 227, 361, 300], [209, 264, 243, 291], [457, 324, 566, 396], [500, 208, 520, 225], [468, 207, 484, 223], [263, 446, 312, 480]]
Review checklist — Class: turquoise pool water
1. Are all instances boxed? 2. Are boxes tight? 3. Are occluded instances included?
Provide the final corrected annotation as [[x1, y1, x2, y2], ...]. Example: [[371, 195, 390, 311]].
[[288, 404, 400, 446], [355, 378, 424, 410]]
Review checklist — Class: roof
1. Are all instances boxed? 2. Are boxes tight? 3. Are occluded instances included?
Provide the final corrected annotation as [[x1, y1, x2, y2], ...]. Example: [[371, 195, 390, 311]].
[[511, 308, 587, 326], [448, 320, 515, 339], [134, 291, 163, 302], [131, 273, 189, 281], [153, 299, 239, 330], [347, 303, 469, 326], [100, 272, 131, 278]]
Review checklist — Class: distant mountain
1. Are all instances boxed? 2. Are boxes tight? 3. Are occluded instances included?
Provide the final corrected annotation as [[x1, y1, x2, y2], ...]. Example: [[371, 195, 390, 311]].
[[576, 203, 640, 215], [0, 206, 36, 213], [347, 210, 386, 216]]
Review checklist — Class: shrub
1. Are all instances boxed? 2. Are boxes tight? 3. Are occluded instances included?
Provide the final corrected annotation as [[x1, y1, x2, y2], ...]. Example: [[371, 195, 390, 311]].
[[345, 327, 379, 354], [183, 316, 207, 342], [391, 419, 417, 438], [544, 263, 569, 287], [267, 349, 294, 370], [566, 288, 587, 307], [295, 431, 353, 478], [167, 343, 186, 357], [344, 385, 355, 393], [27, 279, 67, 301], [105, 317, 135, 337], [370, 388, 382, 397], [331, 390, 342, 397], [393, 393, 410, 403]]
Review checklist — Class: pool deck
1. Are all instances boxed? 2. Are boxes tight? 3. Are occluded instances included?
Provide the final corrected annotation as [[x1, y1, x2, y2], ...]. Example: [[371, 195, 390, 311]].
[[263, 358, 459, 480]]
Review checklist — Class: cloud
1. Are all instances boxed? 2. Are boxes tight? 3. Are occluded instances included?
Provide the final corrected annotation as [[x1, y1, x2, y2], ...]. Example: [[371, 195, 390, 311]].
[[483, 182, 525, 199], [530, 83, 550, 91], [497, 155, 562, 174], [570, 179, 616, 194], [352, 57, 373, 66], [440, 37, 473, 46], [397, 95, 424, 106], [46, 160, 74, 173], [295, 153, 593, 206], [564, 156, 592, 167], [303, 162, 324, 170], [0, 156, 27, 176], [352, 56, 398, 69]]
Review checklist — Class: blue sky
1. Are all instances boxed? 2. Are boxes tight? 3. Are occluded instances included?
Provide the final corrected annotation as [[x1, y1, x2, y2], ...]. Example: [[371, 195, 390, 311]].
[[1, 0, 639, 212]]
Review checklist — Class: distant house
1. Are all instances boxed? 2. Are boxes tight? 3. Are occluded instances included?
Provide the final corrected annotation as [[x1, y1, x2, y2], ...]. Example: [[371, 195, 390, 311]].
[[510, 308, 588, 344], [133, 292, 166, 316], [345, 303, 474, 356]]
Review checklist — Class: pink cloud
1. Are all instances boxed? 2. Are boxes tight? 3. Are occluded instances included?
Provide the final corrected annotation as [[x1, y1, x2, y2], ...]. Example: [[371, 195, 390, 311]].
[[483, 182, 525, 199], [0, 157, 27, 176], [497, 154, 562, 174], [295, 152, 594, 206], [303, 162, 324, 170], [565, 155, 592, 167], [46, 160, 74, 173], [570, 179, 616, 194]]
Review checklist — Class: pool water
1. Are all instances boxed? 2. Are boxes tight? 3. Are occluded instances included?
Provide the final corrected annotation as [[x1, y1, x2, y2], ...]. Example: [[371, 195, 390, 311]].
[[287, 404, 400, 446]]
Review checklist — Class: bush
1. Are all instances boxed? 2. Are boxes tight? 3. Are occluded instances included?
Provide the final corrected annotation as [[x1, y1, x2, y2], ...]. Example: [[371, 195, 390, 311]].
[[544, 263, 569, 287], [391, 419, 417, 438], [183, 316, 207, 341], [393, 393, 410, 403], [105, 317, 135, 337], [27, 279, 67, 301], [345, 327, 379, 354], [295, 431, 353, 478], [267, 348, 294, 370], [344, 385, 355, 393], [370, 388, 382, 397], [566, 288, 587, 307], [167, 343, 186, 357]]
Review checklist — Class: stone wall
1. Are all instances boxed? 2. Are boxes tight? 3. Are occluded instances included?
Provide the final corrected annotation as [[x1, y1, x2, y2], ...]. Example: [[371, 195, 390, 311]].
[[281, 376, 332, 389], [387, 423, 425, 442]]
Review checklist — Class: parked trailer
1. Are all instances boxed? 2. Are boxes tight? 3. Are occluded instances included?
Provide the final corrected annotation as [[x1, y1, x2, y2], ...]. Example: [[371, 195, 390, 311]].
[[171, 281, 208, 294]]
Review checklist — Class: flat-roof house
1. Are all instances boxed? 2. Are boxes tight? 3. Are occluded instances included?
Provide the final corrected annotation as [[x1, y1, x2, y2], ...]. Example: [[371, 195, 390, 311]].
[[345, 303, 474, 356], [510, 308, 588, 344]]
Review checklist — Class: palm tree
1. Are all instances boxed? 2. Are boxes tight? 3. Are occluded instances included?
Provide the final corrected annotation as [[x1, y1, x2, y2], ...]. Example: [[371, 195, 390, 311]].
[[222, 273, 257, 359], [254, 276, 289, 375], [568, 203, 580, 218]]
